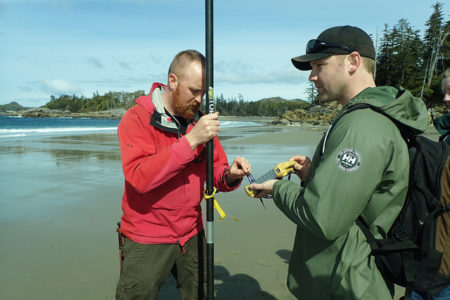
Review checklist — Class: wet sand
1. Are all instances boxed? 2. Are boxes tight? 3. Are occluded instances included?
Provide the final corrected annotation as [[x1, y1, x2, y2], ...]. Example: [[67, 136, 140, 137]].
[[0, 122, 441, 299]]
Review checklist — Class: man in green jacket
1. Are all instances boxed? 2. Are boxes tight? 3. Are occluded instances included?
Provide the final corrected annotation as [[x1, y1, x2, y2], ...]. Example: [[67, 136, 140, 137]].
[[250, 26, 428, 299]]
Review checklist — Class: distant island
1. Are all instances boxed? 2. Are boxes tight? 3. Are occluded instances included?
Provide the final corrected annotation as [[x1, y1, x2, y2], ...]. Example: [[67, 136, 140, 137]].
[[1, 91, 448, 127], [0, 96, 343, 126], [0, 103, 126, 119], [0, 91, 320, 122]]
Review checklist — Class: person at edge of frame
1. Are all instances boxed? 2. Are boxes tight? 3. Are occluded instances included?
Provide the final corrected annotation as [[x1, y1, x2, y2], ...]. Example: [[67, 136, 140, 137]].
[[115, 49, 251, 300], [249, 25, 434, 299], [433, 68, 450, 146], [411, 68, 450, 300]]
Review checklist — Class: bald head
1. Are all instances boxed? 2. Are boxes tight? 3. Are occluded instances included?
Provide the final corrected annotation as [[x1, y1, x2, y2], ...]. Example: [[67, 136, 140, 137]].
[[168, 50, 205, 81]]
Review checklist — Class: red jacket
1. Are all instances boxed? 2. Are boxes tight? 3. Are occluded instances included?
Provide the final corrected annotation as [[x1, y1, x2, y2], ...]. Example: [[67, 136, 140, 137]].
[[118, 83, 239, 246]]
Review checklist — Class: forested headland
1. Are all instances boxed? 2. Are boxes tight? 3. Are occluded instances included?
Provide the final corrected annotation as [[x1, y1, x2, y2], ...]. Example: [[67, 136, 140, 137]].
[[2, 2, 449, 118]]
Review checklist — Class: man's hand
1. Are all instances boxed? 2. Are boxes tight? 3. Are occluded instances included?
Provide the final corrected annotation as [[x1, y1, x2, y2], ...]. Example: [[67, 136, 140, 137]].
[[289, 155, 311, 181], [225, 156, 251, 186], [249, 179, 278, 198], [185, 112, 220, 150]]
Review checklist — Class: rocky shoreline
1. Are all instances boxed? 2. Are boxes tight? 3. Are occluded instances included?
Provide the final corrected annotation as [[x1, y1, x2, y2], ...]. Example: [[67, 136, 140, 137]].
[[272, 102, 449, 127], [272, 102, 342, 126], [0, 107, 127, 119], [1, 102, 447, 128], [0, 105, 340, 125]]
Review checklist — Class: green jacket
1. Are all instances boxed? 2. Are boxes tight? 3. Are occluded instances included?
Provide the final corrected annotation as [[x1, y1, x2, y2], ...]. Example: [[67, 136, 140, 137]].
[[433, 113, 450, 145], [273, 87, 428, 300]]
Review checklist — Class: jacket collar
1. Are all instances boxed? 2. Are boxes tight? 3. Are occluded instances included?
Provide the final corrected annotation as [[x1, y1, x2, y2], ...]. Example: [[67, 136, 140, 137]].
[[137, 82, 202, 136]]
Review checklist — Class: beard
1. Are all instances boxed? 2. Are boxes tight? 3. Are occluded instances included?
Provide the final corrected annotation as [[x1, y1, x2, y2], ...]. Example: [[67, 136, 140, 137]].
[[173, 86, 200, 120], [317, 82, 347, 104]]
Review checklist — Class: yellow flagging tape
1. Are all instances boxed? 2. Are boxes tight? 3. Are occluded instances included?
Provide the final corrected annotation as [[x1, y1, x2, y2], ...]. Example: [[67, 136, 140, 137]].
[[213, 199, 227, 221], [204, 187, 238, 222]]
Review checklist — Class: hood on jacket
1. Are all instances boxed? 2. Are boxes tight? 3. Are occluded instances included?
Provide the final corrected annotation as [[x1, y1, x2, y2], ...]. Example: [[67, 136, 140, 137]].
[[135, 82, 202, 135], [344, 86, 428, 134]]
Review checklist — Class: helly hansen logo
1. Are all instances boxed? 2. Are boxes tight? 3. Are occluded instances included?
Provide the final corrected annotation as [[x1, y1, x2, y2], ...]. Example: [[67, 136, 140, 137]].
[[342, 153, 356, 164], [336, 149, 361, 172]]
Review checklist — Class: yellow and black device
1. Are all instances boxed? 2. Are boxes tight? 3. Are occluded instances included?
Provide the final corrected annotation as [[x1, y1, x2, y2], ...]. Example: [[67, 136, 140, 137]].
[[244, 160, 296, 198]]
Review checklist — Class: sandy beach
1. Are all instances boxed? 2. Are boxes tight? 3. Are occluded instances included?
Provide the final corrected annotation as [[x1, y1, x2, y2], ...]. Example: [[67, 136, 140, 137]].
[[0, 120, 442, 300]]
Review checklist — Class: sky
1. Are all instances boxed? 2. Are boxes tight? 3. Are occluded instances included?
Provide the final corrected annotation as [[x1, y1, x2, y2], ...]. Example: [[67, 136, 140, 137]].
[[0, 0, 448, 107]]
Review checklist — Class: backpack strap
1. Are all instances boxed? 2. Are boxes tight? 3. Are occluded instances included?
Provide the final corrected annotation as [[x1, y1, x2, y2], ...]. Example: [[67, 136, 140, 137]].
[[321, 103, 414, 156], [321, 103, 374, 156], [355, 218, 379, 250], [356, 218, 417, 253], [421, 205, 450, 256], [439, 132, 449, 143]]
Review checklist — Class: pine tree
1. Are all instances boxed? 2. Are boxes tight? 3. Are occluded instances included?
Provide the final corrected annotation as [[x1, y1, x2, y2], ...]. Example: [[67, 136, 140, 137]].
[[421, 2, 449, 101], [376, 20, 424, 94], [305, 81, 318, 104], [376, 24, 394, 86]]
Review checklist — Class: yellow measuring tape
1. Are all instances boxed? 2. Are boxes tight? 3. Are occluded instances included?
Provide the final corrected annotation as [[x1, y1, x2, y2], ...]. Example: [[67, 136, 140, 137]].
[[204, 187, 238, 222]]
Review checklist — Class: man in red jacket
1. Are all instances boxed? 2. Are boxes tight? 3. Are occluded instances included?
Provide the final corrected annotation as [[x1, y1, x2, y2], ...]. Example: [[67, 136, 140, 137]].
[[115, 49, 251, 300]]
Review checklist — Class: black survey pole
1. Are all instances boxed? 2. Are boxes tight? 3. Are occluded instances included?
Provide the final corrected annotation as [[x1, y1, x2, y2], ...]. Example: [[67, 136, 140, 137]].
[[205, 0, 215, 299]]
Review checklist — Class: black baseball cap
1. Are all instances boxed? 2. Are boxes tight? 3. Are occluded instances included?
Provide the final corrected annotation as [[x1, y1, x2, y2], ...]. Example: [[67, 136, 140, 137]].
[[291, 25, 376, 70]]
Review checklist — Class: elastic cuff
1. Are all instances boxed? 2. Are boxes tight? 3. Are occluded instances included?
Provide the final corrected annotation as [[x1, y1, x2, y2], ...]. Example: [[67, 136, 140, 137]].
[[223, 168, 241, 188]]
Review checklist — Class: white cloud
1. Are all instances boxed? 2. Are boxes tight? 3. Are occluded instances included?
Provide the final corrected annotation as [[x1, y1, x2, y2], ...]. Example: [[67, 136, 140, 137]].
[[40, 79, 78, 95]]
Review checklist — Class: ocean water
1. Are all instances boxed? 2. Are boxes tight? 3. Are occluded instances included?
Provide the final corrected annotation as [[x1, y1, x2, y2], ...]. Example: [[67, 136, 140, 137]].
[[0, 115, 312, 299], [0, 115, 263, 139], [0, 116, 120, 138]]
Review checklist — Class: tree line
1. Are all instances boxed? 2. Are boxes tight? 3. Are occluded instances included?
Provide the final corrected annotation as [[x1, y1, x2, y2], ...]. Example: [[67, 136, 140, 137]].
[[44, 2, 448, 115], [44, 91, 145, 112], [212, 94, 310, 116], [375, 2, 449, 104], [43, 90, 309, 117]]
